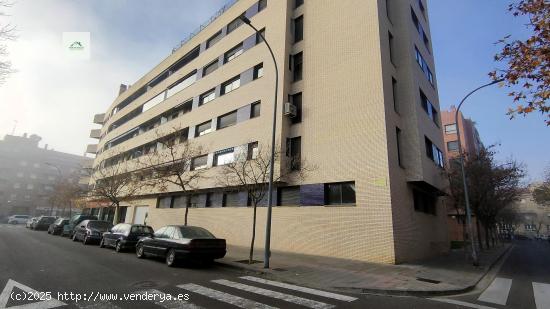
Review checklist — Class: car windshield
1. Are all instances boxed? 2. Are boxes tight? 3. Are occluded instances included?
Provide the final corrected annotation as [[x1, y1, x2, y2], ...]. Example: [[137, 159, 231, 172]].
[[41, 217, 56, 223], [179, 227, 215, 239], [131, 226, 153, 234], [88, 221, 111, 229]]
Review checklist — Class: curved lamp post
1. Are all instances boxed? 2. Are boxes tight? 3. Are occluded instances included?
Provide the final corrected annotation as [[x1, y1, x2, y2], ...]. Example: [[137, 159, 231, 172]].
[[455, 79, 503, 266], [240, 15, 279, 269]]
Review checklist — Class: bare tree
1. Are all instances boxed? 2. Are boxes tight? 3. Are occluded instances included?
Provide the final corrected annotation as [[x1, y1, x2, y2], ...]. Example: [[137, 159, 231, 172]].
[[51, 177, 86, 217], [89, 160, 139, 224], [0, 0, 16, 85], [137, 126, 207, 226], [217, 142, 314, 264]]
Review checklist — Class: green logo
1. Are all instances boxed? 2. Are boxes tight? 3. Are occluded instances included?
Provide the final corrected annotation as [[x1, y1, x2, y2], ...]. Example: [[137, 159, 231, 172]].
[[69, 41, 84, 50]]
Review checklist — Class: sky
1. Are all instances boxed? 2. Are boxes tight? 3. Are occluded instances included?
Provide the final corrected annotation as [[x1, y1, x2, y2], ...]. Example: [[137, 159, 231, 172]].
[[0, 0, 547, 181]]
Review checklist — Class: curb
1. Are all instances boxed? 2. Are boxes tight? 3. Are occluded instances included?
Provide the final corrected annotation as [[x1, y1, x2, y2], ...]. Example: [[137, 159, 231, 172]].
[[216, 244, 513, 297]]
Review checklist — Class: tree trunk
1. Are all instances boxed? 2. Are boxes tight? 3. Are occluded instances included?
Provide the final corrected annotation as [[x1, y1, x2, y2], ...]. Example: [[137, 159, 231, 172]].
[[249, 203, 258, 264], [476, 219, 483, 251], [113, 202, 120, 224], [184, 201, 189, 226], [484, 225, 490, 249]]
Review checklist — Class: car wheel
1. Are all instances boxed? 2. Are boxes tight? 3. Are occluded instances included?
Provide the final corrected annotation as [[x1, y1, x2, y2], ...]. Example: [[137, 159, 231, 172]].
[[136, 244, 145, 259], [99, 238, 105, 248], [115, 241, 123, 253], [166, 249, 177, 267]]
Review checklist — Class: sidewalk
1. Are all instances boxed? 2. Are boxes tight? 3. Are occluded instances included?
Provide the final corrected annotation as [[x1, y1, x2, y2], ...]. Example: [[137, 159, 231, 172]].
[[217, 243, 512, 296]]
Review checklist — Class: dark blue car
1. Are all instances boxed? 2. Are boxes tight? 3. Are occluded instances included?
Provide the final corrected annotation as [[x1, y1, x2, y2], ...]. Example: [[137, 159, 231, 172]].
[[100, 223, 154, 252]]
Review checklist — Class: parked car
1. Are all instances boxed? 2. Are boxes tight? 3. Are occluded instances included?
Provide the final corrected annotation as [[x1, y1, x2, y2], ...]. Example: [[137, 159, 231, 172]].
[[26, 217, 38, 229], [72, 220, 113, 245], [47, 218, 69, 235], [7, 215, 30, 224], [136, 225, 226, 267], [100, 224, 154, 252], [62, 214, 98, 237], [32, 216, 57, 230]]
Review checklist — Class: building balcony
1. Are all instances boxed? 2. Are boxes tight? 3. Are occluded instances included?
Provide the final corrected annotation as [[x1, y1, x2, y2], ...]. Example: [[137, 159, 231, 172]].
[[93, 113, 106, 125], [86, 144, 98, 154], [89, 129, 101, 139]]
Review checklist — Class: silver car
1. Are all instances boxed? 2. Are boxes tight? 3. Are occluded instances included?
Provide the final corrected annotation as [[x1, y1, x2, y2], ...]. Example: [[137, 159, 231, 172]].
[[8, 215, 30, 224]]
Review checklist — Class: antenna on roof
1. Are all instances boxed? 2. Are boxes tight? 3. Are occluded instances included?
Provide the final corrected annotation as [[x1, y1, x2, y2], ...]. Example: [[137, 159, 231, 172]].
[[11, 120, 17, 135]]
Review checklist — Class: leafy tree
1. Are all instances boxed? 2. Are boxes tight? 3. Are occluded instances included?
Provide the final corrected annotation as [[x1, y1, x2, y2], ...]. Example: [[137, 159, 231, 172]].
[[490, 0, 550, 125]]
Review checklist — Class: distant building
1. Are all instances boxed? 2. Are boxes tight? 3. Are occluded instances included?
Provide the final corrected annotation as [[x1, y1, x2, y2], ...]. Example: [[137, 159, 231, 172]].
[[441, 107, 484, 245], [0, 134, 91, 217], [502, 185, 550, 238], [441, 105, 483, 162]]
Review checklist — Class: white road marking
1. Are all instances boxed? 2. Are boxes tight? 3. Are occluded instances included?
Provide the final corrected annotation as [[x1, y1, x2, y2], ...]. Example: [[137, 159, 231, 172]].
[[0, 279, 66, 309], [533, 282, 550, 309], [135, 289, 203, 309], [75, 300, 120, 309], [477, 277, 512, 305], [213, 279, 334, 309], [178, 283, 276, 309], [240, 276, 357, 302], [429, 298, 497, 309]]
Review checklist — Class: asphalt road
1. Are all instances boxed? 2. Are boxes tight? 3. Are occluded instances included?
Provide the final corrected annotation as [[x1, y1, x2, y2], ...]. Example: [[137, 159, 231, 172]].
[[431, 240, 550, 309], [1, 223, 546, 309]]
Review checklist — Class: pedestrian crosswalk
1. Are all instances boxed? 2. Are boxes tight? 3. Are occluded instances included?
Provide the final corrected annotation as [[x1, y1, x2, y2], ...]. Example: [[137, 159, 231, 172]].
[[431, 277, 550, 309], [17, 276, 357, 309]]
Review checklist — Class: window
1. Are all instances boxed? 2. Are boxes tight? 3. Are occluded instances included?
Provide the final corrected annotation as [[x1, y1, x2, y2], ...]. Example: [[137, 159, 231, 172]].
[[214, 148, 235, 166], [172, 195, 187, 209], [251, 101, 261, 118], [258, 0, 267, 11], [292, 52, 303, 82], [206, 31, 222, 49], [415, 46, 434, 85], [447, 141, 459, 152], [389, 31, 395, 65], [143, 91, 165, 112], [247, 142, 259, 160], [425, 136, 444, 168], [199, 89, 216, 106], [224, 43, 244, 63], [295, 0, 303, 8], [325, 182, 356, 205], [288, 136, 301, 170], [445, 123, 457, 134], [203, 60, 219, 76], [418, 0, 426, 18], [196, 120, 212, 137], [411, 8, 430, 51], [256, 28, 265, 44], [158, 197, 172, 209], [413, 189, 436, 215], [227, 15, 244, 34], [392, 77, 398, 113], [293, 15, 303, 43], [396, 127, 403, 167], [253, 63, 264, 79], [420, 89, 438, 125], [166, 71, 197, 98], [290, 92, 302, 124], [221, 76, 241, 95], [217, 111, 237, 129], [191, 155, 208, 170]]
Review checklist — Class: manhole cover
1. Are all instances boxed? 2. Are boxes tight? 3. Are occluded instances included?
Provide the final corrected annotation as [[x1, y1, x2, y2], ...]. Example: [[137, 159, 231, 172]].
[[235, 259, 263, 265], [131, 280, 159, 288], [416, 277, 441, 284]]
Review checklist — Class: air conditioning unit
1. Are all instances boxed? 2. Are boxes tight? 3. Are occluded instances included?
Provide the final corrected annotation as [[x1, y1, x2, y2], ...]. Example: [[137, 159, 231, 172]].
[[283, 102, 297, 118]]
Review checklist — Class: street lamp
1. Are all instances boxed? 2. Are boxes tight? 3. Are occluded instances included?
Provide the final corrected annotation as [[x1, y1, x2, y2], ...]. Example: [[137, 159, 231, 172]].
[[240, 15, 279, 269], [455, 79, 503, 266]]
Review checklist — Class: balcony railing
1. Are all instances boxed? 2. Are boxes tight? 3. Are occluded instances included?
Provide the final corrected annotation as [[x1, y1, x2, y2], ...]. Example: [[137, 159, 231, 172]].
[[89, 129, 101, 139], [93, 113, 106, 125], [86, 144, 98, 154]]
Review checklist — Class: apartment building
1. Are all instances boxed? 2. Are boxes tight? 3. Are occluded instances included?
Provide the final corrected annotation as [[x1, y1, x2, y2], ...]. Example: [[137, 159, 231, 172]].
[[0, 134, 91, 217], [441, 105, 483, 162], [441, 106, 484, 244], [86, 0, 448, 264]]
